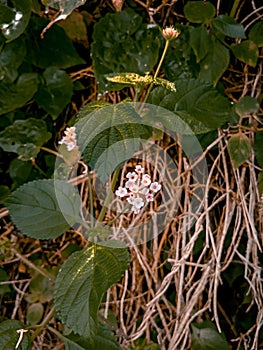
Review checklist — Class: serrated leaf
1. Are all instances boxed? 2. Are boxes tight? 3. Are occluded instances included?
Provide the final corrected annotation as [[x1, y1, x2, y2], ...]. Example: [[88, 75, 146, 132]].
[[231, 40, 258, 67], [0, 36, 26, 82], [235, 96, 259, 117], [249, 21, 263, 47], [212, 15, 246, 38], [0, 320, 31, 350], [26, 303, 44, 325], [191, 321, 228, 350], [189, 26, 210, 63], [91, 8, 160, 92], [0, 118, 51, 159], [0, 0, 31, 42], [227, 133, 251, 168], [184, 1, 216, 24], [255, 131, 263, 169], [150, 79, 231, 134], [75, 103, 151, 182], [199, 37, 230, 86], [34, 68, 73, 118], [0, 73, 39, 115], [54, 241, 129, 337], [26, 17, 85, 69], [5, 179, 82, 239]]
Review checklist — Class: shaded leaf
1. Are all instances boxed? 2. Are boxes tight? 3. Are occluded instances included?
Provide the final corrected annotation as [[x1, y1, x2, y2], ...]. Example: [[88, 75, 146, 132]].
[[184, 1, 215, 24], [227, 132, 251, 168], [150, 79, 231, 134], [76, 103, 151, 182], [9, 159, 33, 185], [0, 118, 51, 159], [199, 37, 230, 86], [0, 0, 31, 42], [0, 267, 11, 295], [231, 40, 258, 67], [26, 303, 44, 325], [91, 8, 160, 92], [0, 36, 26, 81], [34, 68, 73, 118], [26, 17, 85, 69], [235, 96, 259, 117], [25, 274, 54, 304], [212, 15, 246, 38], [0, 319, 31, 350], [54, 241, 129, 337], [57, 11, 88, 45], [0, 4, 15, 24], [191, 321, 228, 350], [5, 179, 82, 239], [189, 26, 210, 63], [0, 73, 38, 115], [249, 21, 263, 47]]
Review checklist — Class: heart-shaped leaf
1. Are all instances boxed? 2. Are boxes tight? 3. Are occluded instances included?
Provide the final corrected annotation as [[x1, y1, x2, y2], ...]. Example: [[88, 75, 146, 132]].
[[5, 179, 83, 239]]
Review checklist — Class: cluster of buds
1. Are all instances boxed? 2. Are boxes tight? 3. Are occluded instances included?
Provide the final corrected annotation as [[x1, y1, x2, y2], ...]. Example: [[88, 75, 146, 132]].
[[162, 26, 180, 41], [115, 165, 161, 214], [58, 126, 78, 152]]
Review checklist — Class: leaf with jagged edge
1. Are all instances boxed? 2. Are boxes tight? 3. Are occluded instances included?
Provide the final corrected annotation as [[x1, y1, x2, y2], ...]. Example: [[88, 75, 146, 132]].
[[54, 240, 130, 337], [5, 179, 83, 239]]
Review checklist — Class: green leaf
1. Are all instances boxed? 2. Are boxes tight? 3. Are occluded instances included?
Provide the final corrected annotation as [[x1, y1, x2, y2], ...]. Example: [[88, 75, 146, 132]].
[[258, 172, 263, 196], [0, 73, 39, 115], [199, 37, 230, 86], [0, 36, 26, 82], [235, 96, 259, 117], [191, 321, 228, 350], [34, 68, 73, 118], [54, 241, 129, 337], [26, 17, 85, 69], [26, 303, 44, 325], [0, 186, 11, 204], [227, 132, 251, 168], [255, 132, 263, 169], [0, 4, 15, 24], [26, 274, 54, 304], [5, 179, 83, 239], [0, 0, 31, 42], [0, 319, 31, 350], [44, 0, 85, 22], [189, 26, 210, 63], [76, 103, 151, 182], [9, 159, 33, 185], [57, 11, 88, 45], [231, 40, 258, 67], [0, 267, 11, 295], [249, 21, 263, 47], [0, 118, 51, 159], [150, 79, 231, 134], [212, 15, 246, 38], [184, 1, 216, 24], [91, 8, 160, 92]]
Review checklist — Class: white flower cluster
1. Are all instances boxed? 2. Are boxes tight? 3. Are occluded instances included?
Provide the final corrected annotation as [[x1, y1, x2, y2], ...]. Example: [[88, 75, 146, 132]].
[[58, 126, 78, 151], [115, 165, 161, 214]]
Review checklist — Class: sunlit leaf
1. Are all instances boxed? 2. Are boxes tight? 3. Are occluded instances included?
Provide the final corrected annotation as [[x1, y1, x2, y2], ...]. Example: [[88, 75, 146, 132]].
[[5, 179, 82, 239], [227, 132, 251, 168], [54, 241, 129, 337]]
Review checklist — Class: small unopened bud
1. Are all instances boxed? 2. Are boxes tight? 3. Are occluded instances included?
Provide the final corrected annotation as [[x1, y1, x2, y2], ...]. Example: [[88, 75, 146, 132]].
[[162, 26, 180, 41], [112, 0, 123, 11]]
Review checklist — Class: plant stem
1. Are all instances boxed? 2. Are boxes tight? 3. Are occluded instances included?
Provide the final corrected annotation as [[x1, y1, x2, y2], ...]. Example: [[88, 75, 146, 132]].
[[143, 39, 170, 104], [40, 146, 63, 158], [230, 0, 241, 18], [96, 167, 121, 225]]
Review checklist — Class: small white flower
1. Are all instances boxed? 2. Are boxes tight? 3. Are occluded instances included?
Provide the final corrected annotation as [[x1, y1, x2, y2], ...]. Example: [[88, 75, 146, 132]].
[[133, 197, 144, 209], [141, 174, 151, 186], [115, 186, 127, 197], [150, 182, 161, 193], [126, 171, 138, 182], [135, 165, 144, 174], [59, 126, 78, 152], [125, 180, 133, 189], [126, 195, 135, 204], [140, 187, 149, 195], [129, 183, 139, 193], [146, 193, 154, 202], [131, 205, 140, 214]]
